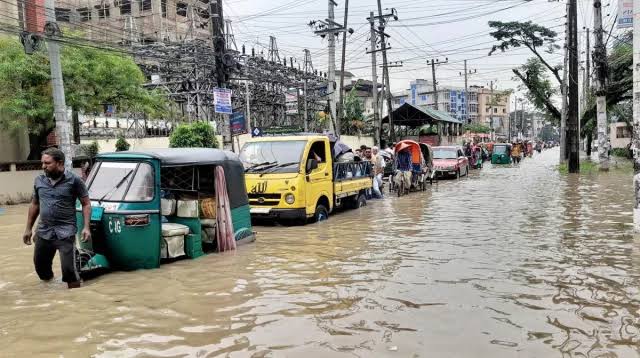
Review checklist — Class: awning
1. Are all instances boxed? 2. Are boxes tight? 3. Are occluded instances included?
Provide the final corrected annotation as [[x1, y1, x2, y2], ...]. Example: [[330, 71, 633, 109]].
[[382, 103, 463, 128]]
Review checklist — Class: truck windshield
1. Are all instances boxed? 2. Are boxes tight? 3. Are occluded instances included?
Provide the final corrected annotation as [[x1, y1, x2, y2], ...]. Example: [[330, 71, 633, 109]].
[[433, 149, 458, 159], [88, 162, 155, 202], [240, 140, 306, 173]]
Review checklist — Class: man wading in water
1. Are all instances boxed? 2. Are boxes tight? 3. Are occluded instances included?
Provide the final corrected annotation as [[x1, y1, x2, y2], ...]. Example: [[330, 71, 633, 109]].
[[23, 148, 92, 289]]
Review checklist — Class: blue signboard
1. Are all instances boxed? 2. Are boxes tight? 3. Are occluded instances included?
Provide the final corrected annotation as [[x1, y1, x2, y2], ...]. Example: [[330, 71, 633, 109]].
[[230, 112, 247, 135], [251, 127, 262, 137], [213, 88, 233, 114]]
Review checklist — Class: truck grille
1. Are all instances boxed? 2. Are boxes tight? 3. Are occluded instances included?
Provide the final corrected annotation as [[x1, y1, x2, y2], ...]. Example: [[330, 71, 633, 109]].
[[248, 193, 281, 206]]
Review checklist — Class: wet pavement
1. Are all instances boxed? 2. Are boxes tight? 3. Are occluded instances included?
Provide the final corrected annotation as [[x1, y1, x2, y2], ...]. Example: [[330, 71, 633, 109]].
[[1, 148, 639, 357]]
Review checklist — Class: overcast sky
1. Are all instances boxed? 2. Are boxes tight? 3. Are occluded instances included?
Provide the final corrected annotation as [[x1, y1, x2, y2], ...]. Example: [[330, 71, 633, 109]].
[[225, 0, 622, 101]]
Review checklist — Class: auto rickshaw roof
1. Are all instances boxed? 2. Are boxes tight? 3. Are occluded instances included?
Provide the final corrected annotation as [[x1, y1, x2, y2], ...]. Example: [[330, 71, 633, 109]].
[[98, 148, 241, 167]]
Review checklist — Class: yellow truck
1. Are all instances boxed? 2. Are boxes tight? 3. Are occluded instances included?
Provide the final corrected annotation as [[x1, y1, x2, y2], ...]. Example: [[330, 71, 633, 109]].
[[239, 135, 372, 223]]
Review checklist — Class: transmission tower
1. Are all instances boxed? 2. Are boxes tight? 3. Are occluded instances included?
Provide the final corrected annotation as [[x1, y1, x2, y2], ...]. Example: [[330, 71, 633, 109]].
[[225, 20, 238, 52], [268, 36, 280, 63]]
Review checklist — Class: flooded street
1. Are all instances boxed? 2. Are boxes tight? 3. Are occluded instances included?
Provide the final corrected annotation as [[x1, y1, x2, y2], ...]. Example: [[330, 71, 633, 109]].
[[1, 148, 639, 357]]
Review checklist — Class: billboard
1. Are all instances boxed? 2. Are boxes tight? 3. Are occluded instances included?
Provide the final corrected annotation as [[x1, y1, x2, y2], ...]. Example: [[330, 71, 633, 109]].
[[285, 90, 298, 115], [213, 88, 232, 114], [618, 0, 633, 28], [229, 112, 247, 135]]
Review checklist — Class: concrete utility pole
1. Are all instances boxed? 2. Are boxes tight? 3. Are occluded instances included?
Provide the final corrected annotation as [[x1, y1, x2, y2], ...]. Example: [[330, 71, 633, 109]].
[[560, 2, 570, 164], [632, 0, 640, 231], [327, 0, 338, 133], [337, 0, 350, 137], [309, 1, 351, 134], [245, 80, 252, 128], [427, 58, 448, 111], [303, 49, 313, 132], [367, 11, 380, 144], [461, 61, 477, 123], [376, 1, 397, 142], [44, 0, 72, 169], [593, 0, 609, 170], [567, 0, 580, 172], [489, 80, 495, 138]]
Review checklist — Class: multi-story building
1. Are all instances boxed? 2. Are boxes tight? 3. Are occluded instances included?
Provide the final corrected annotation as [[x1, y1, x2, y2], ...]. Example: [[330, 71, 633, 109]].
[[392, 80, 479, 123], [476, 86, 511, 137], [5, 0, 211, 43]]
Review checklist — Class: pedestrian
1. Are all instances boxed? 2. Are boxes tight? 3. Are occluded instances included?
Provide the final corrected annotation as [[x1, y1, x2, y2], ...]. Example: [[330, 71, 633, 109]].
[[371, 146, 385, 199], [23, 148, 92, 289]]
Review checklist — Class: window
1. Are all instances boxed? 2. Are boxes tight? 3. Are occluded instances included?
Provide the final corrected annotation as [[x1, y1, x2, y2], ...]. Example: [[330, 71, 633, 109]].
[[177, 2, 188, 16], [486, 107, 490, 113], [421, 95, 427, 101], [77, 7, 91, 21], [469, 103, 478, 114], [55, 7, 71, 22], [494, 108, 498, 114], [444, 91, 451, 100], [120, 0, 131, 15], [468, 92, 478, 102], [95, 4, 110, 19], [309, 141, 327, 165], [139, 0, 151, 11], [161, 0, 167, 17], [502, 108, 506, 113], [617, 126, 632, 138], [239, 140, 306, 174]]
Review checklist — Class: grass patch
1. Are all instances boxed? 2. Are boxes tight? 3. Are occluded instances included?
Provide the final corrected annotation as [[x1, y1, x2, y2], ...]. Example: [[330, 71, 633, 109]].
[[557, 158, 633, 174], [557, 161, 599, 174]]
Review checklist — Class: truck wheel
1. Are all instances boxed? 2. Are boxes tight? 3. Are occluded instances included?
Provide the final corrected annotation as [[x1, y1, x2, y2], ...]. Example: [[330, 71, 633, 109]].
[[312, 204, 328, 223], [355, 194, 366, 208]]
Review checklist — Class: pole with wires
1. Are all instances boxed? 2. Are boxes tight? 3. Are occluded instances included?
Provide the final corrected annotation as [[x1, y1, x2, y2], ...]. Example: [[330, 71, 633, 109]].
[[337, 0, 349, 137], [593, 0, 609, 170], [44, 0, 72, 169], [567, 0, 580, 173]]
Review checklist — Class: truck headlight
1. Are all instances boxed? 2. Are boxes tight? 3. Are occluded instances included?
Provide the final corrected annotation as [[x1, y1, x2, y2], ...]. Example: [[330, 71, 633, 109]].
[[285, 193, 295, 204]]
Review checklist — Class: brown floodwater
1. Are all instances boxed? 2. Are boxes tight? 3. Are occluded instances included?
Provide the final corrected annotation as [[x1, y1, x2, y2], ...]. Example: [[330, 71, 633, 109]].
[[1, 148, 639, 357]]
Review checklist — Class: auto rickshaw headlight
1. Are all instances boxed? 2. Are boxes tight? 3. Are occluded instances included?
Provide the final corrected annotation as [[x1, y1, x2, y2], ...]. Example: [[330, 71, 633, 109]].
[[285, 193, 295, 204]]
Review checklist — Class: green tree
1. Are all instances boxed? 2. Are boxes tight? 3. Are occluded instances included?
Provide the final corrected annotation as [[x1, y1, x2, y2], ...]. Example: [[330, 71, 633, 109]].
[[463, 123, 492, 133], [0, 36, 169, 157], [341, 85, 365, 135], [488, 21, 562, 121], [169, 121, 219, 148]]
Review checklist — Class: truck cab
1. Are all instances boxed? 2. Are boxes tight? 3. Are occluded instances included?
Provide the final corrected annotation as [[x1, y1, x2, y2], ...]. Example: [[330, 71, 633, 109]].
[[239, 135, 372, 223]]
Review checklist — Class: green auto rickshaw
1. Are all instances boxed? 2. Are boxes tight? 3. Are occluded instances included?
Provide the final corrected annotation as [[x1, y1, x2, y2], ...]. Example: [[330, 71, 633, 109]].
[[491, 143, 513, 165], [75, 148, 255, 276]]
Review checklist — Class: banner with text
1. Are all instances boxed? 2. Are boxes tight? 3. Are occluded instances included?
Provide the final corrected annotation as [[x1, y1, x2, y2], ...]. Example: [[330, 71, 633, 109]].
[[214, 88, 233, 114], [618, 0, 632, 28]]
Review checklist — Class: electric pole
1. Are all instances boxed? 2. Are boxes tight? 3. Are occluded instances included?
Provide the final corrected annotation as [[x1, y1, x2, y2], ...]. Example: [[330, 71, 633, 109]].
[[44, 0, 72, 169], [489, 80, 494, 139], [367, 11, 380, 144], [303, 49, 313, 132], [309, 1, 352, 134], [375, 2, 397, 142], [632, 0, 640, 231], [460, 61, 477, 123], [567, 0, 580, 172], [560, 2, 570, 164], [593, 0, 609, 170], [427, 58, 448, 111], [337, 0, 350, 137]]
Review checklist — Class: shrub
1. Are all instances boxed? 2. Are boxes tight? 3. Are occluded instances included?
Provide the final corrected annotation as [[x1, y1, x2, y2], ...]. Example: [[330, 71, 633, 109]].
[[169, 121, 219, 148], [115, 135, 131, 152], [78, 141, 100, 158], [611, 147, 630, 158]]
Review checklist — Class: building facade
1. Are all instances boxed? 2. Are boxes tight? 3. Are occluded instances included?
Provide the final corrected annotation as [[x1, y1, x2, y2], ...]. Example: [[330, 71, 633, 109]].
[[392, 80, 479, 123], [476, 86, 511, 137]]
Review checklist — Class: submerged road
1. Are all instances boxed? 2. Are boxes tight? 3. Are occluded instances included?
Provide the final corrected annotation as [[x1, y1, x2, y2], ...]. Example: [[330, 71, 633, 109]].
[[0, 148, 639, 357]]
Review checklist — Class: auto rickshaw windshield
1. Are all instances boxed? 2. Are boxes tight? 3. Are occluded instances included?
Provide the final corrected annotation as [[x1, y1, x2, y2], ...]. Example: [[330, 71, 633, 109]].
[[88, 161, 155, 202], [493, 145, 509, 155]]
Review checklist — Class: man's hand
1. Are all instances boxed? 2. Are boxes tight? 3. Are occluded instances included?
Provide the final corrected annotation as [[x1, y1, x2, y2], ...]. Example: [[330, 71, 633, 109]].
[[81, 228, 91, 242], [23, 230, 33, 245]]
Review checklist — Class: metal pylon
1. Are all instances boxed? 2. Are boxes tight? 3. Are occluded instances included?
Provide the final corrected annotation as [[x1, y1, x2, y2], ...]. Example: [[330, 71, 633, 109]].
[[268, 36, 280, 63]]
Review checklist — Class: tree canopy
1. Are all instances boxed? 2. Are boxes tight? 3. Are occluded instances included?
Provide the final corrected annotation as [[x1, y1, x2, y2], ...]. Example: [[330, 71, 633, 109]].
[[0, 36, 169, 136], [169, 121, 219, 148], [341, 85, 366, 135]]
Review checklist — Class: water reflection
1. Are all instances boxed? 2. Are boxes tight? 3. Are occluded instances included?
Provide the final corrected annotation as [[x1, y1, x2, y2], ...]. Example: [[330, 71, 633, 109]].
[[0, 148, 638, 357]]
